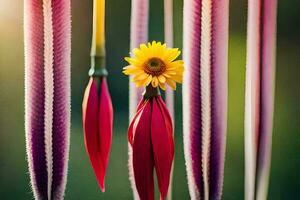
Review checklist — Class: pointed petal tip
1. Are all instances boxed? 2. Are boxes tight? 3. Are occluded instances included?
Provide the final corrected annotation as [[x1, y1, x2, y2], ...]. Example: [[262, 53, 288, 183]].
[[99, 181, 105, 193]]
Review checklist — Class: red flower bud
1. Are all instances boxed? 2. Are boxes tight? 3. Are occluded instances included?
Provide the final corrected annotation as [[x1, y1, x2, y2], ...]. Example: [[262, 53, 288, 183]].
[[128, 96, 174, 200], [82, 77, 113, 192]]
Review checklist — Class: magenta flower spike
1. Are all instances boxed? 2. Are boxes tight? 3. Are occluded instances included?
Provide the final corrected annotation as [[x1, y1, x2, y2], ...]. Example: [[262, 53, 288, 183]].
[[182, 0, 229, 199], [128, 0, 149, 199], [24, 0, 71, 199], [244, 0, 277, 199]]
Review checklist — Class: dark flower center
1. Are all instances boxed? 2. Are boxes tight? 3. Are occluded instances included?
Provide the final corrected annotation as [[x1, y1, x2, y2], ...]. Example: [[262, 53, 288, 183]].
[[144, 57, 166, 76]]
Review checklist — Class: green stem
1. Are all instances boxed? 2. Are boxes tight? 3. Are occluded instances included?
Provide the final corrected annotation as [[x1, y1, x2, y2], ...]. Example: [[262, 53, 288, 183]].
[[89, 55, 108, 77], [143, 85, 160, 99]]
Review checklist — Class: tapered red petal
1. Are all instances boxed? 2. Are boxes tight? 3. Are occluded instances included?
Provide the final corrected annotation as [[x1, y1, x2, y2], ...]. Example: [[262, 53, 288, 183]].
[[132, 101, 155, 200], [83, 78, 104, 190], [97, 78, 113, 191], [128, 99, 147, 145], [151, 97, 174, 199]]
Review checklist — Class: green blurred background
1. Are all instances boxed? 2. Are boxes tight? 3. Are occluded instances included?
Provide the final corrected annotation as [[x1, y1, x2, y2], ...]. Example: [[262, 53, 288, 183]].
[[0, 0, 299, 199]]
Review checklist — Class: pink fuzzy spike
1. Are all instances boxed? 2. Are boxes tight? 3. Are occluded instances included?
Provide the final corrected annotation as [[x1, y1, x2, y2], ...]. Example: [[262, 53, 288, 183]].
[[245, 0, 277, 199], [129, 0, 149, 120], [183, 0, 229, 199], [24, 0, 47, 198], [164, 0, 174, 119], [24, 0, 71, 199], [183, 0, 202, 198], [163, 1, 174, 198], [128, 0, 149, 199]]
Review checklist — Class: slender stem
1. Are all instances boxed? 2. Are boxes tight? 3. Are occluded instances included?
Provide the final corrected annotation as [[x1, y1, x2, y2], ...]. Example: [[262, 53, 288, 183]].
[[143, 85, 160, 99], [90, 0, 107, 77]]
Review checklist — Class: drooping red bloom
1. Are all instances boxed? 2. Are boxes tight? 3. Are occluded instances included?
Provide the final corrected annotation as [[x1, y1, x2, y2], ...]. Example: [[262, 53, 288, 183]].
[[82, 77, 113, 192], [128, 95, 174, 200]]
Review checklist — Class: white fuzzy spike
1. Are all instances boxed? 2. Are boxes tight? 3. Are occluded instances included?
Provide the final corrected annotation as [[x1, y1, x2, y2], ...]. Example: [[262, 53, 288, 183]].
[[129, 0, 149, 199], [200, 1, 212, 200], [43, 0, 54, 199], [244, 1, 261, 200], [183, 0, 201, 198]]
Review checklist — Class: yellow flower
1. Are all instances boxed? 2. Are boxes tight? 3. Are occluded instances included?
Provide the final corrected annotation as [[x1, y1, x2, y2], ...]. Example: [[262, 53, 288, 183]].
[[123, 41, 184, 90]]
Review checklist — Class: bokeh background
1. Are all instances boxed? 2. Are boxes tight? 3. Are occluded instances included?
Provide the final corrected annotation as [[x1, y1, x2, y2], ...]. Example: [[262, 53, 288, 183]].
[[0, 0, 299, 199]]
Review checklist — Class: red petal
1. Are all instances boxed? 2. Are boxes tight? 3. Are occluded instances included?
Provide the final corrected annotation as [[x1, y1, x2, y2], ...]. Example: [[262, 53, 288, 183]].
[[151, 97, 174, 199], [128, 99, 148, 145], [132, 101, 154, 200], [97, 78, 113, 192], [82, 78, 104, 190]]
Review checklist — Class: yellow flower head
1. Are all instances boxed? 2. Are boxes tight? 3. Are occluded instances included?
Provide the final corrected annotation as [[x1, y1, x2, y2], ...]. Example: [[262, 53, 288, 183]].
[[123, 41, 184, 90]]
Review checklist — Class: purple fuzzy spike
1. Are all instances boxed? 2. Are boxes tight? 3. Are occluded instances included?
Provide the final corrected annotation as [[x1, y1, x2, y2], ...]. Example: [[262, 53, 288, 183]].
[[244, 0, 277, 199], [183, 0, 229, 199], [128, 0, 149, 199], [129, 0, 149, 120], [209, 0, 229, 199], [24, 1, 47, 199], [183, 0, 203, 198], [51, 0, 71, 199], [24, 0, 71, 199]]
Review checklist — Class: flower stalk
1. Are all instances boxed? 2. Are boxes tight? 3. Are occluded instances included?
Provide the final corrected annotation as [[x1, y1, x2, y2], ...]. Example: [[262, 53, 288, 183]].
[[124, 42, 184, 200], [24, 0, 71, 199], [244, 0, 277, 199], [82, 0, 113, 192], [182, 0, 229, 199]]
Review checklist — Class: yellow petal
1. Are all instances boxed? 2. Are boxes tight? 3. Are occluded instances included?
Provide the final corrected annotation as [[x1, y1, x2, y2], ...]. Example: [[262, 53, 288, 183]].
[[151, 76, 159, 87], [172, 75, 183, 83], [159, 82, 166, 90], [124, 57, 136, 65], [170, 60, 184, 67], [158, 75, 166, 83], [133, 73, 149, 81], [123, 65, 143, 75], [140, 44, 148, 50], [166, 79, 176, 90], [164, 71, 176, 76], [165, 48, 180, 62], [162, 73, 171, 78], [144, 74, 152, 86]]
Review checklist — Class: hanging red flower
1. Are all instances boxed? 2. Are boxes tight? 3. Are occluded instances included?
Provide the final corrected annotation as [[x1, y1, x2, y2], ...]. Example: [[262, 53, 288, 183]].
[[124, 41, 184, 199], [82, 76, 113, 192]]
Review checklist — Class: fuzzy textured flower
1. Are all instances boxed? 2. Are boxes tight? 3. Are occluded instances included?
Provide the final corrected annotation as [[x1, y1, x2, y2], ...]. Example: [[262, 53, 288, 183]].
[[123, 41, 184, 90]]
